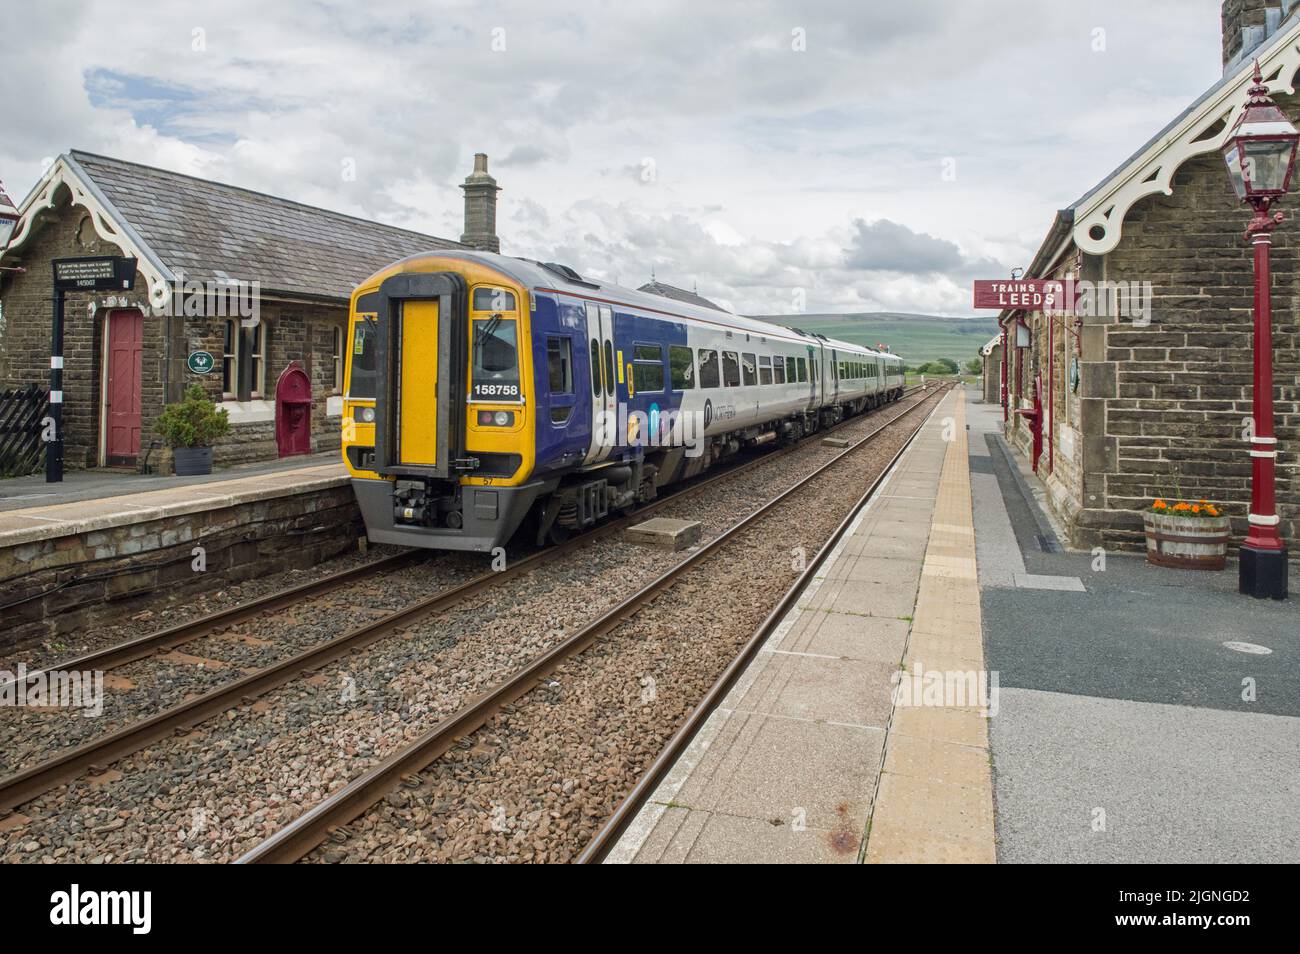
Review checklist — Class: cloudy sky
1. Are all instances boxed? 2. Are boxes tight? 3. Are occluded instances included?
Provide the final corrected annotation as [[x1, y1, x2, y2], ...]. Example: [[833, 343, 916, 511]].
[[0, 0, 1225, 315]]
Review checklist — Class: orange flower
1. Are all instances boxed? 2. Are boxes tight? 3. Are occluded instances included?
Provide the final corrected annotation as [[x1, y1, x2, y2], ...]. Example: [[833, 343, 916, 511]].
[[1207, 505, 1220, 516], [1153, 499, 1168, 510], [1192, 505, 1201, 513], [1173, 502, 1191, 512]]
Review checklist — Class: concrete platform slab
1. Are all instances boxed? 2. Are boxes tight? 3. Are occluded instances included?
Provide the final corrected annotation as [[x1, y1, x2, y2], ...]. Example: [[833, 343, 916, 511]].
[[676, 811, 858, 864], [774, 610, 910, 663], [738, 653, 897, 727]]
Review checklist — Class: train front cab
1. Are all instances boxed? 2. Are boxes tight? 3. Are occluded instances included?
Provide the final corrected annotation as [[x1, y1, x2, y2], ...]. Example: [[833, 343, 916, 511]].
[[342, 258, 549, 552]]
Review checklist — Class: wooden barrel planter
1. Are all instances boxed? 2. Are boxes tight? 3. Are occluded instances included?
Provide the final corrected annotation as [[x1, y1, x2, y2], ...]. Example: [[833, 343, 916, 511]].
[[1143, 511, 1231, 570]]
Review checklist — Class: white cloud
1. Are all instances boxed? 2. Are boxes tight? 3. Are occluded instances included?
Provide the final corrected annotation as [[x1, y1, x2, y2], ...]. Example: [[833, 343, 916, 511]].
[[0, 0, 1225, 315]]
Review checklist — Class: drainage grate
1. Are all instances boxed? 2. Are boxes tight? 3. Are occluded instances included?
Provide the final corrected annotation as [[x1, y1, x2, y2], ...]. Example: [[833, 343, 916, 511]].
[[1035, 533, 1061, 553]]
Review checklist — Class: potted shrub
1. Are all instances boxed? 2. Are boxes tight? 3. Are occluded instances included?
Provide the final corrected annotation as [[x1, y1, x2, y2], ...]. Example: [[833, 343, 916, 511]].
[[1142, 498, 1231, 570], [155, 384, 231, 476]]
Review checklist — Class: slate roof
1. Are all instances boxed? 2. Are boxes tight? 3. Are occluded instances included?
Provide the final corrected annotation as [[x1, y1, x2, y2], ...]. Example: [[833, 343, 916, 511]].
[[637, 279, 725, 312], [67, 150, 466, 302]]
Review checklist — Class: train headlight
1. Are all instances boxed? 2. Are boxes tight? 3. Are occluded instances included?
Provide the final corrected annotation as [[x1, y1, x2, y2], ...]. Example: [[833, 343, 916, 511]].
[[357, 406, 376, 424], [477, 410, 515, 427]]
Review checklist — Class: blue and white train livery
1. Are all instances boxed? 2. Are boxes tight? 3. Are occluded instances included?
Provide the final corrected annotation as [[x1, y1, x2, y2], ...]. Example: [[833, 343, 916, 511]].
[[341, 250, 905, 552]]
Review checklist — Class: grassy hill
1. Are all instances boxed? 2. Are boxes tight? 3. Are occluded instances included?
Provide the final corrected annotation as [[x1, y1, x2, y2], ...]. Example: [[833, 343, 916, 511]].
[[748, 312, 998, 367]]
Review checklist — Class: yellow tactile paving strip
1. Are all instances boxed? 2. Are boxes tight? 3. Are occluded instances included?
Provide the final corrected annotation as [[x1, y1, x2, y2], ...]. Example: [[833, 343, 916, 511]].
[[864, 388, 996, 864], [0, 463, 348, 546]]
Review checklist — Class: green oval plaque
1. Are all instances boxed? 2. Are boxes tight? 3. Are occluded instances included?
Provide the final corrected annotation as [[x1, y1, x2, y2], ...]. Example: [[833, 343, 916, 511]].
[[187, 350, 216, 374]]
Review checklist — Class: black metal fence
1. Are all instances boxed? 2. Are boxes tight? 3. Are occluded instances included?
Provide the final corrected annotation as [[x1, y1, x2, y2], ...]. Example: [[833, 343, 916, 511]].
[[0, 384, 50, 479]]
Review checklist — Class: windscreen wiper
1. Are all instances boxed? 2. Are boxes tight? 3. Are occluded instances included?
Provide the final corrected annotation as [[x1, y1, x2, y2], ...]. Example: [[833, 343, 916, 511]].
[[475, 314, 503, 359]]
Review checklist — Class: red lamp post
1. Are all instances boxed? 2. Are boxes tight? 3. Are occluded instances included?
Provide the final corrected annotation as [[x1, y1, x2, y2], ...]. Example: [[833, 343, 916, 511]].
[[1221, 62, 1296, 600]]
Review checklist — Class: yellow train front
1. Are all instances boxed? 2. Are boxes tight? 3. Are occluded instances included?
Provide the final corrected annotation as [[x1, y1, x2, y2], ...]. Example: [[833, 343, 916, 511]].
[[341, 251, 546, 552]]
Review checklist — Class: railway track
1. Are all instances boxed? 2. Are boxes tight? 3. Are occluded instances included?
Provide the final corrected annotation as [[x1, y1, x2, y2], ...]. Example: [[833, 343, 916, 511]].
[[236, 384, 947, 863], [0, 385, 937, 853]]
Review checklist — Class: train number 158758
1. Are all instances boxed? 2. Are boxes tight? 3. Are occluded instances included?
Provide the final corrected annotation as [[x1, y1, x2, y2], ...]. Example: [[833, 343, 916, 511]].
[[472, 383, 520, 399]]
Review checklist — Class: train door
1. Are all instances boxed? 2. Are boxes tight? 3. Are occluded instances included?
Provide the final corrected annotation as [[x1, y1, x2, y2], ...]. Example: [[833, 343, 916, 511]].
[[829, 348, 839, 403], [583, 301, 618, 464], [370, 270, 467, 480], [805, 345, 818, 412]]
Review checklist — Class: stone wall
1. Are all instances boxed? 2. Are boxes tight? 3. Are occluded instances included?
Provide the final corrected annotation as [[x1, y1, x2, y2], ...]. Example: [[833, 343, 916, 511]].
[[0, 482, 361, 649], [168, 299, 347, 470], [1222, 0, 1275, 67]]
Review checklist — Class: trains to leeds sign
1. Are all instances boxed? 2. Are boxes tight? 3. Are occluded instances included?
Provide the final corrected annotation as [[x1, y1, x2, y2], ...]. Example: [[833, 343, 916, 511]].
[[972, 279, 1074, 311]]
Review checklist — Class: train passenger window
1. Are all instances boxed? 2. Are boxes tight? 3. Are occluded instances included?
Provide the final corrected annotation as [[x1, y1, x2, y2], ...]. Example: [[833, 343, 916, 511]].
[[603, 340, 615, 396], [698, 349, 720, 388], [741, 353, 757, 386], [670, 345, 695, 389], [722, 351, 740, 387], [471, 318, 521, 401], [546, 337, 574, 394], [590, 339, 602, 395], [786, 356, 796, 382], [472, 287, 517, 312], [633, 343, 665, 392], [759, 356, 773, 385], [773, 358, 785, 385], [797, 357, 807, 382]]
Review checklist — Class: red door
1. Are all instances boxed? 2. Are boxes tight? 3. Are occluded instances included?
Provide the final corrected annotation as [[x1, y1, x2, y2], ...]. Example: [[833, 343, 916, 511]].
[[106, 309, 144, 465]]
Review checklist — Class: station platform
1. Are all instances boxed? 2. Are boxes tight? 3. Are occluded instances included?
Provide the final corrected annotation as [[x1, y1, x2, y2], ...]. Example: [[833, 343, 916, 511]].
[[0, 454, 355, 649], [0, 451, 343, 516], [609, 387, 997, 863]]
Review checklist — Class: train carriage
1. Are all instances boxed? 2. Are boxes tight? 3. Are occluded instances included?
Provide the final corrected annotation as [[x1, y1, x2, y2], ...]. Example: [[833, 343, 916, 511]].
[[341, 250, 905, 552]]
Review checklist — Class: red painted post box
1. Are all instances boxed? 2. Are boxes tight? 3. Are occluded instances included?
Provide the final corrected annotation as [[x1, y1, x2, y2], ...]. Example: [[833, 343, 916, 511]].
[[275, 362, 312, 458]]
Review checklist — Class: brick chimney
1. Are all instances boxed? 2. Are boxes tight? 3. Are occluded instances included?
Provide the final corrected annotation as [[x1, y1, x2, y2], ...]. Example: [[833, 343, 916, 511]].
[[1222, 0, 1282, 71], [460, 153, 501, 253]]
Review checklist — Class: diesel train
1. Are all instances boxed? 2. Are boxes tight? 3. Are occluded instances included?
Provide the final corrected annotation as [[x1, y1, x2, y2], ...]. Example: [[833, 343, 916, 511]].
[[340, 250, 905, 552]]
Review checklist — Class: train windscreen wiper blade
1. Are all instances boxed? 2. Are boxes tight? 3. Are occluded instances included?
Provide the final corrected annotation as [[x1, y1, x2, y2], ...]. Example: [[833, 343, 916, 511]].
[[475, 314, 503, 359]]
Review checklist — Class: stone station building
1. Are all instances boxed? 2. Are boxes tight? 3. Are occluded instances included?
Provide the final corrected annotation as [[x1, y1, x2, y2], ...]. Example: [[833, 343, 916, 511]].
[[0, 151, 502, 474]]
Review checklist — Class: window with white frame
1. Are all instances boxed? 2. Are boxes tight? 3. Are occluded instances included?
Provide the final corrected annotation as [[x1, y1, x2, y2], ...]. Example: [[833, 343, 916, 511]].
[[332, 325, 344, 393], [250, 321, 268, 398], [222, 319, 239, 399]]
